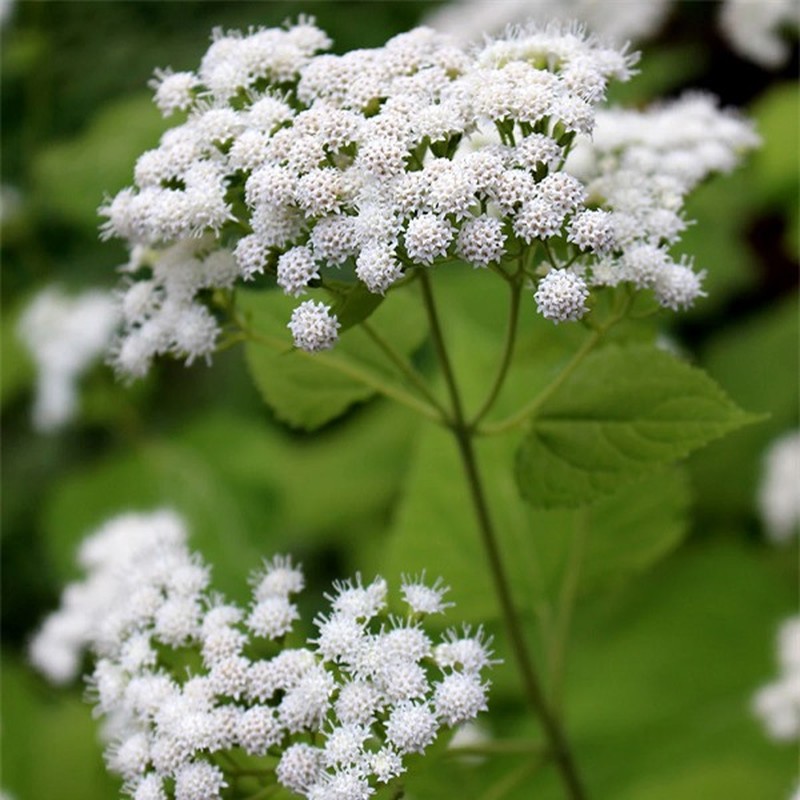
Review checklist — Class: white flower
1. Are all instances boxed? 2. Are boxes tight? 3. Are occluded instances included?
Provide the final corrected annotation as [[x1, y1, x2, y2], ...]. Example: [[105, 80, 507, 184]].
[[385, 701, 438, 754], [287, 300, 340, 352], [174, 761, 226, 800], [758, 431, 800, 543], [401, 574, 453, 615], [754, 615, 800, 741], [534, 270, 590, 323], [433, 672, 489, 725], [277, 743, 324, 794], [17, 287, 120, 432], [32, 510, 495, 793]]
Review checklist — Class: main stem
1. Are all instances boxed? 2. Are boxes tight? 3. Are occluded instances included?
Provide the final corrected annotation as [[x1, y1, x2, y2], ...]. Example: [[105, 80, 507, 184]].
[[418, 272, 587, 800]]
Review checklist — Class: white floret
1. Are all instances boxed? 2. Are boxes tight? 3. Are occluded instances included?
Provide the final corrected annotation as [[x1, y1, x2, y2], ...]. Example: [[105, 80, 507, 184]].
[[287, 300, 340, 352], [534, 270, 590, 323]]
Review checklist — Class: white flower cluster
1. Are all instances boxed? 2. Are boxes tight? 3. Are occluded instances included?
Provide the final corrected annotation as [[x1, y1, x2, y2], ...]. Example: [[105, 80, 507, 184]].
[[30, 510, 495, 800], [758, 430, 800, 544], [17, 286, 120, 431], [720, 0, 800, 69], [753, 616, 800, 741], [428, 0, 799, 69], [101, 18, 758, 370], [567, 92, 760, 311], [425, 0, 672, 47]]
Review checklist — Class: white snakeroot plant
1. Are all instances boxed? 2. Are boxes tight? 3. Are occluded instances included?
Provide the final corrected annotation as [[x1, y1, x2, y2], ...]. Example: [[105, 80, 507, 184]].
[[31, 510, 495, 800], [73, 16, 763, 800]]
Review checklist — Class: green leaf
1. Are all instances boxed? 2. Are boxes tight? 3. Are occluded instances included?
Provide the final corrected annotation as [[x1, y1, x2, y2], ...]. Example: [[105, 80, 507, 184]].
[[323, 279, 385, 332], [564, 539, 795, 800], [1, 656, 119, 800], [42, 437, 272, 601], [383, 417, 689, 625], [238, 286, 426, 430], [515, 344, 755, 508]]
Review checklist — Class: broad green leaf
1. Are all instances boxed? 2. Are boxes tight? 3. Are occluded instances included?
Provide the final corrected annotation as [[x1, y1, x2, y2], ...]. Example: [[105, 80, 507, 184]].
[[562, 539, 795, 800], [238, 286, 426, 430], [323, 279, 385, 332], [1, 656, 119, 800], [515, 344, 754, 508], [42, 401, 418, 597], [382, 420, 689, 627], [42, 437, 272, 601]]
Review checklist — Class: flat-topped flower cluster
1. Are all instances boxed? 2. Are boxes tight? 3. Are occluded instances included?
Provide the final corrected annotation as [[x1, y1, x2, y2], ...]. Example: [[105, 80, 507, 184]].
[[30, 510, 494, 800], [100, 18, 758, 375]]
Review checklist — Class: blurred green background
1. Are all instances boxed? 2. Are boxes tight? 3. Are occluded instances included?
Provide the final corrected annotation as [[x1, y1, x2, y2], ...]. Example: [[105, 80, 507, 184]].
[[1, 2, 797, 799]]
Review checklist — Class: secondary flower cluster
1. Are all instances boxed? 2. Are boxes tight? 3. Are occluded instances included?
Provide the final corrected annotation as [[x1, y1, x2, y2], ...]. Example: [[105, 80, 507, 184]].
[[30, 510, 494, 800], [17, 286, 119, 432], [100, 18, 757, 376], [758, 430, 800, 544], [753, 615, 800, 741]]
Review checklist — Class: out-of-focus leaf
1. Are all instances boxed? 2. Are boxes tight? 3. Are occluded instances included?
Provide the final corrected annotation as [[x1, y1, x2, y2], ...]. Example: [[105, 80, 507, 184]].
[[32, 93, 168, 229], [43, 400, 418, 596], [750, 82, 800, 208], [1, 297, 35, 407], [515, 345, 754, 508], [690, 294, 799, 520], [1, 656, 118, 800], [563, 539, 795, 800], [239, 286, 426, 430], [42, 437, 272, 601], [679, 167, 758, 310]]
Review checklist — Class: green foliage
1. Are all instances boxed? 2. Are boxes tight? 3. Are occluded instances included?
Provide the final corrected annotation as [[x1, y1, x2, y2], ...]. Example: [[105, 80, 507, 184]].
[[382, 420, 690, 626], [690, 294, 799, 520], [32, 94, 168, 228], [1, 656, 119, 800], [515, 345, 755, 508], [239, 287, 427, 430]]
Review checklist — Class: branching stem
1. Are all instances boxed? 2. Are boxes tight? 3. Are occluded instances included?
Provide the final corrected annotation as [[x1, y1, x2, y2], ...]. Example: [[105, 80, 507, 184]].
[[418, 270, 587, 800]]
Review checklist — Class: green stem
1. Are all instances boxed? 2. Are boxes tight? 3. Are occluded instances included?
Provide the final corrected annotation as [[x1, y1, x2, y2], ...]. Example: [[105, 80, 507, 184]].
[[469, 279, 523, 428], [549, 509, 587, 711], [479, 328, 603, 435], [482, 291, 632, 436], [360, 320, 450, 420], [418, 270, 587, 800]]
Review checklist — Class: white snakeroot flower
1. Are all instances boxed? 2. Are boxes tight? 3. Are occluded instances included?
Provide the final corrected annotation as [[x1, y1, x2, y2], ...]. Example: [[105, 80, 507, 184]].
[[754, 616, 800, 741], [277, 744, 324, 795], [251, 554, 306, 600], [277, 246, 320, 297], [401, 574, 453, 615], [247, 596, 300, 639], [719, 0, 800, 68], [101, 19, 756, 379], [17, 287, 120, 432], [32, 509, 494, 798], [174, 761, 226, 800], [385, 701, 439, 754], [433, 672, 489, 726], [758, 431, 800, 543], [534, 270, 590, 323], [287, 301, 340, 352]]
